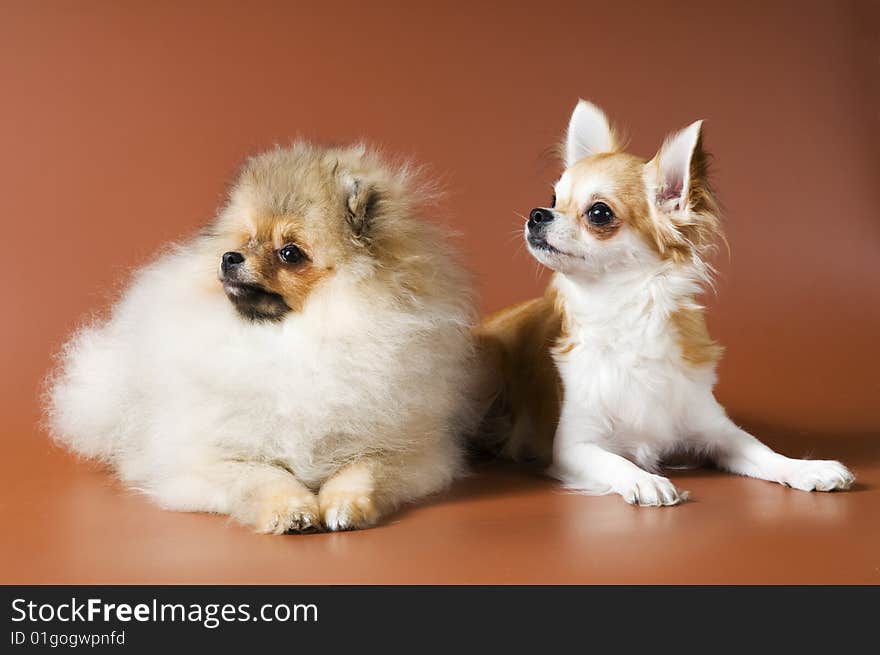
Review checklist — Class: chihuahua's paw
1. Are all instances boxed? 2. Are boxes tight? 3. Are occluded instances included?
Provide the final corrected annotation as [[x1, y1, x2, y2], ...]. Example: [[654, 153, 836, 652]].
[[782, 459, 855, 492], [318, 490, 380, 531], [617, 473, 688, 507], [251, 483, 320, 535]]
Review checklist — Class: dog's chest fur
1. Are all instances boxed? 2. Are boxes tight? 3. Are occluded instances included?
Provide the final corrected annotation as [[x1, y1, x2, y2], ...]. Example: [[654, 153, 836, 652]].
[[194, 296, 429, 469], [551, 270, 715, 466]]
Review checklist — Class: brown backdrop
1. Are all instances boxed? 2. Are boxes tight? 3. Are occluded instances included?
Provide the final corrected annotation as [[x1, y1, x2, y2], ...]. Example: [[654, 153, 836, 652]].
[[0, 1, 878, 583]]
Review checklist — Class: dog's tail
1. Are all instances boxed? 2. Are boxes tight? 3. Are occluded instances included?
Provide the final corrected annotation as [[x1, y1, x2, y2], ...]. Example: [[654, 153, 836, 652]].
[[43, 322, 130, 463]]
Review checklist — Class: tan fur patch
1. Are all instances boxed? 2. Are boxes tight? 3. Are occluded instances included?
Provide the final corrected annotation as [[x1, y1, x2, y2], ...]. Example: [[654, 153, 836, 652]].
[[562, 147, 723, 265], [563, 153, 654, 245], [671, 305, 724, 366], [273, 261, 331, 312], [549, 285, 576, 355], [473, 287, 566, 465]]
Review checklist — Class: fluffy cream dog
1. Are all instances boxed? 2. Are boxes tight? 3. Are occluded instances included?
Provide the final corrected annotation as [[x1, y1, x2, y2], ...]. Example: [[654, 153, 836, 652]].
[[47, 143, 476, 532], [476, 101, 854, 505]]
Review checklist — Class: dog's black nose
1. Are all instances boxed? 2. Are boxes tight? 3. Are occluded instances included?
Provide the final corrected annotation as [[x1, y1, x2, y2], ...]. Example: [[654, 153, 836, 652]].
[[221, 251, 244, 274], [528, 208, 554, 229]]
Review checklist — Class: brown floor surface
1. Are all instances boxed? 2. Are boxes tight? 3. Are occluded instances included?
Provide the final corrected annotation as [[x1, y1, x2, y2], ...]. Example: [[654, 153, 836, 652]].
[[2, 425, 878, 585]]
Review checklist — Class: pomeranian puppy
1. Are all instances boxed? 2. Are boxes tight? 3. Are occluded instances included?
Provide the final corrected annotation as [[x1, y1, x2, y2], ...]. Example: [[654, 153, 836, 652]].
[[47, 142, 477, 532], [475, 100, 854, 505]]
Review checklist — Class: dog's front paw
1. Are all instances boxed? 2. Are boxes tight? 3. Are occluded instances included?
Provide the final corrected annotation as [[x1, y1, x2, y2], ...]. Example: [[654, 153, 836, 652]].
[[783, 459, 855, 492], [617, 473, 688, 507], [318, 461, 382, 531], [318, 490, 380, 531], [251, 483, 320, 534]]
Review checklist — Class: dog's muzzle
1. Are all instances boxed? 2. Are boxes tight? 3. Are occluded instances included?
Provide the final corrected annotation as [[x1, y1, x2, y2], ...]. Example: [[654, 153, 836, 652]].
[[219, 252, 290, 322]]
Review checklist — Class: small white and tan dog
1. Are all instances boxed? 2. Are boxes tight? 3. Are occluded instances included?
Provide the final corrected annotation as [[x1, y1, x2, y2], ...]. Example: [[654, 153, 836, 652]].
[[476, 100, 854, 505]]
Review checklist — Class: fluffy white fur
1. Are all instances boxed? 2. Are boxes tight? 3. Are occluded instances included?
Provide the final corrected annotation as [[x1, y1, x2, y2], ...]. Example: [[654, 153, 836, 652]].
[[530, 100, 854, 505], [46, 143, 477, 532]]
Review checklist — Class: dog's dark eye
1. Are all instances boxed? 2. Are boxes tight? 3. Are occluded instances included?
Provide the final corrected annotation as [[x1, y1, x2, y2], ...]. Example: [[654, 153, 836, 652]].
[[550, 193, 556, 209], [278, 244, 305, 264], [586, 202, 614, 226]]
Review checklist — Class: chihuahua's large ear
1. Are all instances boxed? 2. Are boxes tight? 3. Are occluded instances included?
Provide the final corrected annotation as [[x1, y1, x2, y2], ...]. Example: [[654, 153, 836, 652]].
[[648, 120, 705, 213], [565, 99, 618, 167], [339, 170, 380, 239]]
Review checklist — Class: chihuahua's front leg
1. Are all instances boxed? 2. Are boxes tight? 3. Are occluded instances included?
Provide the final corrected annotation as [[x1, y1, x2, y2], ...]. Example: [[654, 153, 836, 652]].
[[550, 406, 687, 506], [693, 399, 854, 491]]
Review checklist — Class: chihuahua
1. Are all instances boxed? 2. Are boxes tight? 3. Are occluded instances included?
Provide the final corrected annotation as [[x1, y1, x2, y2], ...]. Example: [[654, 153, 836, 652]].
[[475, 101, 854, 505]]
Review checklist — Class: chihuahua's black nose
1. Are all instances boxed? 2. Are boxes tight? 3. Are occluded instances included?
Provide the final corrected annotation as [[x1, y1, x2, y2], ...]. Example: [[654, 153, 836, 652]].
[[528, 208, 554, 230], [221, 251, 244, 274]]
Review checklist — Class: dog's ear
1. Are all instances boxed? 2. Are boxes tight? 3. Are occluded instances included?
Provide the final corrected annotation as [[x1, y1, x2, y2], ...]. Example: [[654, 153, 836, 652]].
[[648, 120, 705, 213], [339, 170, 380, 239], [565, 99, 618, 167]]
